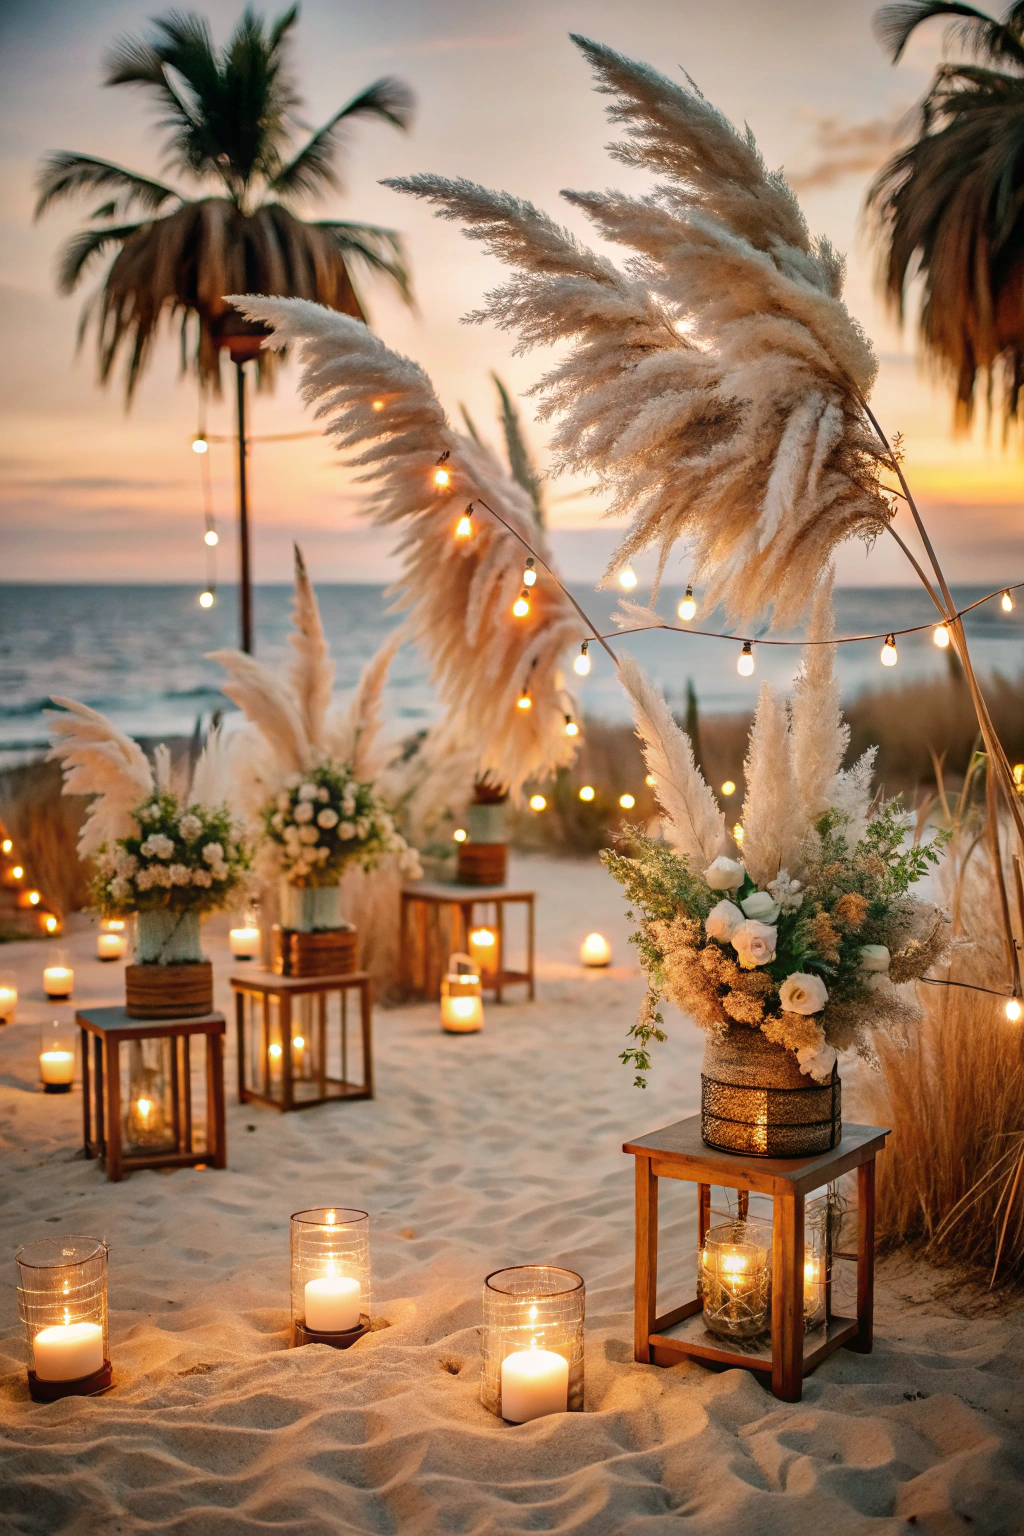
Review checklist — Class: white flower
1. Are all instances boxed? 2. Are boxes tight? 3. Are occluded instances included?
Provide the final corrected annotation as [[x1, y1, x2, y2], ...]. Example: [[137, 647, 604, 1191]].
[[271, 812, 285, 832], [704, 856, 745, 891], [135, 867, 156, 891], [298, 826, 319, 845], [178, 813, 202, 841], [342, 792, 356, 816], [285, 774, 301, 789], [399, 847, 423, 880], [741, 890, 781, 923], [779, 972, 829, 1015], [168, 863, 192, 886], [298, 782, 317, 801], [796, 1041, 838, 1083], [316, 808, 339, 829], [114, 850, 138, 877], [767, 870, 804, 912], [140, 833, 175, 860], [293, 801, 315, 824], [202, 842, 224, 865], [355, 818, 369, 839], [317, 786, 330, 802], [192, 868, 213, 888], [277, 792, 292, 812], [731, 919, 777, 969], [208, 860, 229, 880], [109, 876, 132, 903], [705, 899, 745, 942], [859, 945, 890, 974], [138, 802, 161, 823], [338, 821, 356, 840]]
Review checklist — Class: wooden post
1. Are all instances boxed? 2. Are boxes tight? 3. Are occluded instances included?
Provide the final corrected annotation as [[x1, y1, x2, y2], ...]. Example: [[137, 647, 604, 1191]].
[[104, 1037, 122, 1183], [527, 894, 535, 1001], [80, 1027, 92, 1158], [93, 1036, 105, 1156], [235, 991, 247, 1103], [852, 1159, 876, 1353], [361, 979, 374, 1098], [772, 1191, 804, 1402], [208, 1031, 227, 1169], [235, 360, 253, 654], [181, 1035, 193, 1155], [634, 1156, 658, 1363]]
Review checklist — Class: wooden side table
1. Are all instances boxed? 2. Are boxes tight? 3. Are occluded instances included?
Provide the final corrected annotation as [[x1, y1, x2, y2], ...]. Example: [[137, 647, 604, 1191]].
[[231, 969, 373, 1112], [399, 883, 535, 1001], [623, 1114, 889, 1402], [76, 1006, 227, 1183]]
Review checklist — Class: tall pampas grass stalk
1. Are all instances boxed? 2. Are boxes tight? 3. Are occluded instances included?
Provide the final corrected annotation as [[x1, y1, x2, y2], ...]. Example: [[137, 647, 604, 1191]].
[[225, 294, 586, 797]]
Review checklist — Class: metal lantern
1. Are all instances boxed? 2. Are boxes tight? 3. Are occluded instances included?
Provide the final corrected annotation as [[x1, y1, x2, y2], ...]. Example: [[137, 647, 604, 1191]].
[[16, 1236, 111, 1401], [290, 1208, 370, 1348], [440, 953, 484, 1033], [481, 1265, 585, 1421]]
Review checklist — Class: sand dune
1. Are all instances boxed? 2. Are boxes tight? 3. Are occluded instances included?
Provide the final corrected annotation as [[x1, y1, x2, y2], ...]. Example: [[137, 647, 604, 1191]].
[[1, 855, 1022, 1534]]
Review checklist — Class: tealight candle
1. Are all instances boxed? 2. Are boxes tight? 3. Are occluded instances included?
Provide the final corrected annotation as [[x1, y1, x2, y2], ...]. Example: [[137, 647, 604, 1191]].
[[580, 932, 612, 967], [229, 926, 260, 959], [97, 931, 127, 961], [304, 1269, 361, 1333], [43, 965, 73, 999], [32, 1316, 104, 1382], [0, 973, 17, 1024], [468, 926, 496, 975], [40, 1050, 75, 1090], [500, 1348, 569, 1423]]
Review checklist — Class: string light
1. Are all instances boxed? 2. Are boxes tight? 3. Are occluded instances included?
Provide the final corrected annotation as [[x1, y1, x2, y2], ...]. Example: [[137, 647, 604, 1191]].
[[678, 584, 697, 622], [45, 915, 58, 933], [619, 793, 635, 810], [564, 716, 579, 737], [434, 450, 451, 488], [204, 528, 219, 547], [455, 504, 473, 538], [529, 794, 547, 812], [721, 780, 736, 796], [192, 435, 208, 454], [933, 624, 949, 648], [573, 642, 591, 677], [523, 557, 537, 587], [1006, 998, 1022, 1022], [517, 689, 532, 711], [1014, 764, 1024, 789], [737, 641, 754, 676], [372, 399, 384, 411], [199, 589, 215, 609], [28, 890, 40, 906], [1, 838, 11, 853], [619, 565, 638, 590], [453, 828, 467, 843], [732, 823, 744, 844], [645, 774, 656, 787], [579, 785, 595, 802], [881, 634, 898, 667], [12, 866, 23, 880], [512, 590, 531, 618], [1003, 590, 1014, 612]]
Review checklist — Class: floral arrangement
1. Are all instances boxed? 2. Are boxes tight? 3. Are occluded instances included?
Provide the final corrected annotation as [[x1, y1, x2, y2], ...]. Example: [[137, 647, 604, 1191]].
[[94, 791, 250, 916], [263, 759, 419, 885]]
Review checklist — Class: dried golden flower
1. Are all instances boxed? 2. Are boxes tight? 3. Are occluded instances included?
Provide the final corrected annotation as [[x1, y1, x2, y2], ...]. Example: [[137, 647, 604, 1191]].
[[835, 891, 869, 930]]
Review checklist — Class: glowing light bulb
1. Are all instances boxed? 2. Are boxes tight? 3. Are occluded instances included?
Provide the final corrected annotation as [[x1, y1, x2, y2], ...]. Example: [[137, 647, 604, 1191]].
[[192, 436, 208, 454], [1014, 764, 1024, 788], [564, 717, 579, 737], [268, 1042, 283, 1059], [619, 565, 638, 590], [513, 591, 531, 618], [372, 399, 384, 411], [204, 529, 219, 546], [1002, 590, 1014, 612], [434, 467, 451, 488], [732, 823, 744, 844], [455, 511, 472, 538], [529, 794, 547, 812], [578, 785, 595, 802], [737, 642, 754, 676], [619, 793, 635, 810], [1, 839, 11, 853], [933, 624, 949, 648], [453, 827, 467, 842], [721, 780, 736, 797], [199, 589, 215, 609], [45, 915, 58, 933], [28, 890, 40, 905], [12, 866, 23, 880], [645, 774, 656, 787], [517, 691, 532, 711], [573, 644, 591, 677], [523, 559, 537, 587], [678, 585, 696, 622], [1006, 998, 1021, 1022], [881, 634, 898, 667]]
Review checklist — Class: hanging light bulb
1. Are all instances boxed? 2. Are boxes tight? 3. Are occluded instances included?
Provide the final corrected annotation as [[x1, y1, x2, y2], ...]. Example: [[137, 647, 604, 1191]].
[[564, 716, 579, 737], [455, 505, 473, 538], [512, 590, 531, 618], [192, 435, 208, 454], [721, 780, 736, 797], [578, 785, 595, 802], [529, 794, 547, 812], [453, 828, 467, 843], [204, 528, 219, 547], [933, 624, 949, 648], [372, 399, 384, 412], [645, 774, 656, 787], [737, 641, 754, 676], [199, 589, 215, 609], [732, 823, 744, 844], [678, 585, 697, 622], [1, 838, 12, 853], [523, 558, 537, 587], [573, 642, 591, 677], [619, 793, 635, 810], [881, 634, 898, 667], [433, 450, 451, 488], [1006, 998, 1021, 1022], [517, 689, 532, 711], [1002, 590, 1014, 612], [619, 565, 638, 590]]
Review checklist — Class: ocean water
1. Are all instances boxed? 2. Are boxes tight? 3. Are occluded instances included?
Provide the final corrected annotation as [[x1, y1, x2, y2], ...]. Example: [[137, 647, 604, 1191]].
[[2, 582, 1023, 765]]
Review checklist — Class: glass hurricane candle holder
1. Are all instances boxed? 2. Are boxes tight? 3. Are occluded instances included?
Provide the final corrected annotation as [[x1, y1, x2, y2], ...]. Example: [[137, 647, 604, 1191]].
[[290, 1208, 370, 1349], [803, 1195, 831, 1332], [16, 1236, 111, 1401], [440, 954, 484, 1033], [229, 911, 261, 960], [42, 949, 74, 1000], [580, 933, 612, 967], [700, 1221, 772, 1342], [97, 919, 128, 961], [39, 1019, 76, 1092], [123, 1039, 176, 1153], [467, 926, 496, 977], [0, 968, 17, 1024], [481, 1265, 585, 1422]]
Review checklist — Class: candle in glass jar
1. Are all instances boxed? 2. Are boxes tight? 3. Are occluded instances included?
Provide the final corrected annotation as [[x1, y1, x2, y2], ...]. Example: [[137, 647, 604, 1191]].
[[304, 1268, 361, 1332], [32, 1315, 104, 1382], [97, 931, 127, 961], [43, 965, 73, 999], [468, 926, 496, 974], [0, 984, 16, 1024], [229, 926, 260, 959], [580, 932, 612, 967], [40, 1049, 75, 1089], [500, 1348, 569, 1422]]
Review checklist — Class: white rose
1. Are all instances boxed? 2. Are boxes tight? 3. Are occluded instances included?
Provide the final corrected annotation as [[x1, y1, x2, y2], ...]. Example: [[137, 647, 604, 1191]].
[[192, 868, 213, 888], [741, 890, 781, 923], [168, 863, 192, 886], [298, 782, 317, 802], [317, 786, 330, 802], [271, 812, 284, 832], [298, 826, 319, 844], [731, 920, 777, 969], [355, 818, 369, 839], [140, 833, 175, 860], [178, 813, 202, 841], [135, 867, 155, 891], [705, 899, 745, 942], [779, 972, 829, 1015], [293, 801, 314, 824], [704, 856, 745, 891], [796, 1041, 838, 1083], [202, 842, 224, 865], [317, 808, 339, 829], [859, 945, 890, 974], [338, 822, 356, 840]]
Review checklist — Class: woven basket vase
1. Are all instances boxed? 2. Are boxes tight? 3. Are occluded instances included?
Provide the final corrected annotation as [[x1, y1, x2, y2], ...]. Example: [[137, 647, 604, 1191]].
[[701, 1025, 841, 1158]]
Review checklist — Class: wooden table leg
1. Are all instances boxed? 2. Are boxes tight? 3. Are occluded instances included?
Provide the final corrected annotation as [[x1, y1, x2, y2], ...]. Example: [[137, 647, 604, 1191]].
[[526, 895, 535, 1001], [208, 1030, 227, 1169], [850, 1158, 876, 1353], [80, 1028, 92, 1159], [93, 1036, 106, 1159], [399, 895, 410, 995], [495, 901, 505, 1003], [235, 990, 247, 1104], [634, 1155, 658, 1364], [361, 979, 374, 1098], [181, 1035, 193, 1155], [771, 1190, 804, 1401], [104, 1037, 122, 1183], [281, 993, 293, 1112]]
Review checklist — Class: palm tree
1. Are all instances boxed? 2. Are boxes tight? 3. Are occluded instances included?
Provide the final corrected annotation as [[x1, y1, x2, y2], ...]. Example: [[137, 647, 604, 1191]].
[[867, 2, 1024, 436], [35, 5, 414, 650]]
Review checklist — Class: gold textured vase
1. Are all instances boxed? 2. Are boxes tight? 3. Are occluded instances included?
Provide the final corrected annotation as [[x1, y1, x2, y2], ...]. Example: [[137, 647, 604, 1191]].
[[701, 1026, 841, 1158]]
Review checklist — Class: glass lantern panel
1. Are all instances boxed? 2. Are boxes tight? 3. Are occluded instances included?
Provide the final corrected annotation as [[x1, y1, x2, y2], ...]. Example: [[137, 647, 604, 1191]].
[[122, 1038, 177, 1153]]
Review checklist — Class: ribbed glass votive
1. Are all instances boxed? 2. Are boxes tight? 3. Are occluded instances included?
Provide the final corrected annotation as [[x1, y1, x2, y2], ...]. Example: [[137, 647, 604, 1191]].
[[700, 1221, 772, 1341], [16, 1236, 111, 1400], [39, 1018, 76, 1093], [290, 1208, 370, 1348], [481, 1265, 584, 1421]]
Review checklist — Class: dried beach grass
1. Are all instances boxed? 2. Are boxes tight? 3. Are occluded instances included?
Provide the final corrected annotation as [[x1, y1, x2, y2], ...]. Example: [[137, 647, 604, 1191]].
[[0, 760, 90, 922]]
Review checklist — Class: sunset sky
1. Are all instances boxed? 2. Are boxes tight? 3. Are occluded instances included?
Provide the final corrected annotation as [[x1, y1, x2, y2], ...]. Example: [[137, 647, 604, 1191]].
[[2, 0, 1021, 589]]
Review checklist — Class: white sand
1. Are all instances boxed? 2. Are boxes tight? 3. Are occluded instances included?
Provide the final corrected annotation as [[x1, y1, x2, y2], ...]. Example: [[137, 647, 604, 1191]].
[[1, 853, 1022, 1534]]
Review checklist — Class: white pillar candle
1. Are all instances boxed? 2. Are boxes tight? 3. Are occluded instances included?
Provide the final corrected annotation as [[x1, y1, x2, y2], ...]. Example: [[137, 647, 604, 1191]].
[[440, 995, 484, 1033], [500, 1348, 569, 1423], [40, 1050, 75, 1086], [580, 932, 612, 967], [304, 1273, 361, 1332], [43, 965, 74, 999], [96, 932, 127, 961], [32, 1319, 104, 1382], [468, 927, 496, 974], [229, 926, 260, 959], [0, 985, 16, 1023]]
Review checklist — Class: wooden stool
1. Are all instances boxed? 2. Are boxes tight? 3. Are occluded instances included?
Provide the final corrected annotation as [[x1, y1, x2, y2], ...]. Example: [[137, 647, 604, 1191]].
[[231, 969, 373, 1112], [624, 1114, 889, 1402], [76, 1006, 227, 1183], [399, 883, 535, 1001]]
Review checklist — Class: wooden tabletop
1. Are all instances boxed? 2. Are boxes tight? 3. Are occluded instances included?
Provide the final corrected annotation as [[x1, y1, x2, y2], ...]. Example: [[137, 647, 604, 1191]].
[[75, 1005, 225, 1038], [229, 968, 371, 994], [624, 1114, 889, 1197], [402, 883, 534, 902]]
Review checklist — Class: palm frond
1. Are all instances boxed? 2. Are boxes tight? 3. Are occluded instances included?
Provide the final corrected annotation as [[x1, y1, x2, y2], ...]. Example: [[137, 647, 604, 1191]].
[[288, 544, 335, 750], [45, 696, 154, 857], [873, 2, 1024, 66], [271, 77, 414, 199], [315, 220, 413, 305], [55, 223, 143, 295], [34, 153, 180, 220]]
